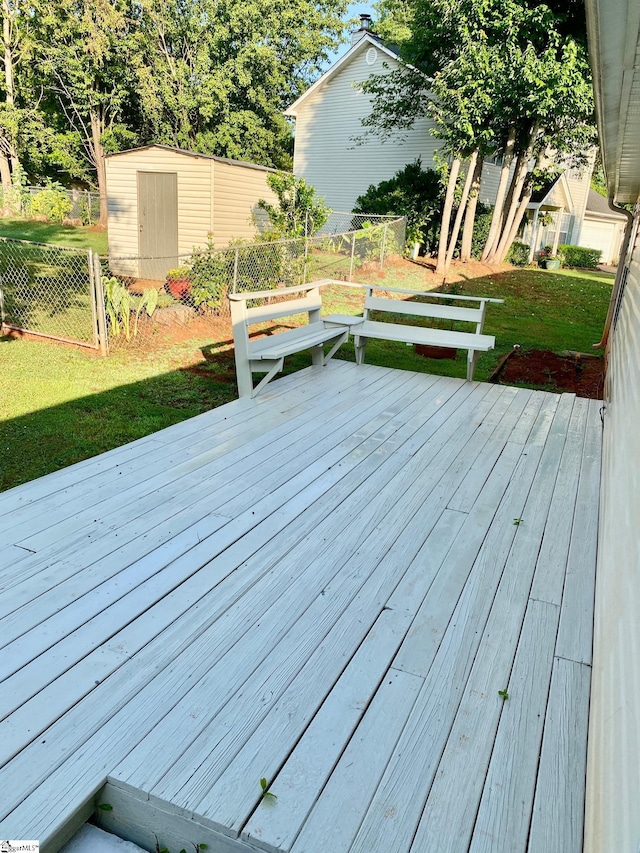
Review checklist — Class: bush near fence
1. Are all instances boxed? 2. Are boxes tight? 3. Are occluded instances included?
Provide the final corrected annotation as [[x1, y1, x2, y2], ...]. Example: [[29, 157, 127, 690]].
[[0, 185, 102, 224], [557, 244, 603, 269]]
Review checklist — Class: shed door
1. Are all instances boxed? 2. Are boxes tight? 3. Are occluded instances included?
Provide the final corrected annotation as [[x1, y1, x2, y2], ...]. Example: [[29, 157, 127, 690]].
[[137, 171, 178, 279]]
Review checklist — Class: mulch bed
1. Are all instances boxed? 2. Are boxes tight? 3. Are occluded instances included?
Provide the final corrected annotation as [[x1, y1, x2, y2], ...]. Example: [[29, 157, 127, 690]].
[[490, 348, 605, 399]]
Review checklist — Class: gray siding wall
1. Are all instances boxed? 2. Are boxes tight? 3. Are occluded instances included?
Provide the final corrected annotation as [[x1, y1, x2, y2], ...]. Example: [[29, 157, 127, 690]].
[[292, 44, 511, 213], [585, 209, 640, 853]]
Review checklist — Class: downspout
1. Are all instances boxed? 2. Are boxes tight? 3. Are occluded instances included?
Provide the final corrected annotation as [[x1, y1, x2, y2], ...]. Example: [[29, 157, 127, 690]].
[[592, 197, 635, 349]]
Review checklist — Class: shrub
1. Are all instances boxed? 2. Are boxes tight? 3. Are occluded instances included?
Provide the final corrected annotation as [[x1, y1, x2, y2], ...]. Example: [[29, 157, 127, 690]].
[[507, 241, 530, 267], [257, 173, 330, 238], [190, 250, 230, 311], [557, 244, 602, 269], [470, 205, 493, 259], [31, 185, 73, 223], [354, 159, 443, 254]]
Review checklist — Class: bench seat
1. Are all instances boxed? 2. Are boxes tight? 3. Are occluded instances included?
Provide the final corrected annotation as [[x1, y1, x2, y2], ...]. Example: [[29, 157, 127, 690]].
[[249, 323, 348, 361], [354, 320, 495, 352], [229, 284, 350, 398], [353, 286, 503, 381]]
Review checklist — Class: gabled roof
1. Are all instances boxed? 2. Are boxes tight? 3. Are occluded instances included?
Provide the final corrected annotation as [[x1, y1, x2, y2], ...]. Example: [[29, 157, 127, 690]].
[[104, 143, 277, 173], [528, 173, 574, 212], [285, 34, 402, 117]]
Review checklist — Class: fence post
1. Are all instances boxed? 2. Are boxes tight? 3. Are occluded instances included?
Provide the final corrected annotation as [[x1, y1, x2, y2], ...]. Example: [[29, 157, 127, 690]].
[[232, 247, 239, 294], [349, 232, 356, 282], [92, 252, 109, 356], [380, 224, 388, 270]]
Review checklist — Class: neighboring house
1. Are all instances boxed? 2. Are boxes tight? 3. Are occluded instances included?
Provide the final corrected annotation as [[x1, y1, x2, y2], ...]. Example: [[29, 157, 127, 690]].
[[105, 144, 277, 280], [583, 0, 640, 850], [286, 21, 613, 261]]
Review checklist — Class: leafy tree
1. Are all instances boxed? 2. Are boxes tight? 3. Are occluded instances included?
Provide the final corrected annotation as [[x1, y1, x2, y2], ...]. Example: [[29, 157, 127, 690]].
[[364, 0, 595, 271], [32, 0, 140, 224], [131, 0, 348, 169], [257, 172, 331, 238]]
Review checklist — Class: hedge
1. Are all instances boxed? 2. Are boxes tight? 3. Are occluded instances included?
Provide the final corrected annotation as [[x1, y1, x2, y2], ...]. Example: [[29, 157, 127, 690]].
[[558, 244, 602, 269]]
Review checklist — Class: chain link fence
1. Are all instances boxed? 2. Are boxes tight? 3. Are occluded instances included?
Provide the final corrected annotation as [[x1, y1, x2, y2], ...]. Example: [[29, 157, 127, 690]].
[[0, 185, 102, 224], [104, 213, 405, 350], [0, 214, 405, 354], [0, 237, 105, 351]]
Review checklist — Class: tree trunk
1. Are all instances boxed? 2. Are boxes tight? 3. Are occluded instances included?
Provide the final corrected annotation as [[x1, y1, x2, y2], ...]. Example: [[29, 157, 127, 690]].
[[487, 123, 540, 264], [481, 126, 516, 261], [445, 148, 479, 270], [460, 157, 483, 263], [495, 147, 554, 264], [494, 183, 533, 263], [2, 0, 21, 185], [435, 157, 461, 277], [90, 109, 108, 226]]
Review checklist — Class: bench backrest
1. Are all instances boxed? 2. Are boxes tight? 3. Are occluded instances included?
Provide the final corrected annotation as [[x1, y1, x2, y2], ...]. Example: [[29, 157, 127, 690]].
[[229, 284, 324, 365], [363, 290, 487, 335]]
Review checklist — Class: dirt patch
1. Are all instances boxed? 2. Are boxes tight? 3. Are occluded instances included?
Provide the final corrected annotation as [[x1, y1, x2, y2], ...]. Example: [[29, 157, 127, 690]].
[[490, 348, 605, 399]]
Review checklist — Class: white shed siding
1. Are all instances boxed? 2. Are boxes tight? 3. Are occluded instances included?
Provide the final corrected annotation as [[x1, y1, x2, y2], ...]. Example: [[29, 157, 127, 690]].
[[212, 162, 278, 248], [292, 46, 441, 212], [585, 212, 640, 853], [106, 148, 213, 269], [106, 146, 278, 277]]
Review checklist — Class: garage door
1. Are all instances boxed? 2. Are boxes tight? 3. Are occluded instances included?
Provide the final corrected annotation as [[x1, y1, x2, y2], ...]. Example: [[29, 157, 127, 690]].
[[578, 220, 615, 263]]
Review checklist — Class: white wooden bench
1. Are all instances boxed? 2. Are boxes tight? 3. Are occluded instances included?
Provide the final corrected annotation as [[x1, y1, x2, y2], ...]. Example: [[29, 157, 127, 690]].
[[353, 285, 504, 381], [229, 283, 351, 398]]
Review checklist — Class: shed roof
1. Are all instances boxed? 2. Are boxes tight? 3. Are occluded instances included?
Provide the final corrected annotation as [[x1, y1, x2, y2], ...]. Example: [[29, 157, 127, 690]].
[[105, 144, 278, 174]]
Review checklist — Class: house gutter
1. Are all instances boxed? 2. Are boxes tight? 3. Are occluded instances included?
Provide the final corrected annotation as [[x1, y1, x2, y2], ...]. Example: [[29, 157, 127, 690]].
[[592, 197, 634, 349]]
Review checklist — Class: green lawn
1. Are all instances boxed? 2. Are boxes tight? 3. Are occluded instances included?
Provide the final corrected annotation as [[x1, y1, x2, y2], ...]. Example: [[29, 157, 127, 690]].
[[1, 264, 613, 492], [0, 217, 108, 255]]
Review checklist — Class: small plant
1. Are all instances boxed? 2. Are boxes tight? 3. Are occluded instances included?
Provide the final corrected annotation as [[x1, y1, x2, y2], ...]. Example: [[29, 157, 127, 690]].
[[104, 278, 159, 338], [166, 266, 192, 281], [513, 517, 523, 525], [133, 287, 159, 335], [97, 802, 113, 811], [189, 237, 230, 312], [260, 777, 277, 802], [506, 241, 530, 267], [103, 276, 132, 339], [498, 689, 509, 701]]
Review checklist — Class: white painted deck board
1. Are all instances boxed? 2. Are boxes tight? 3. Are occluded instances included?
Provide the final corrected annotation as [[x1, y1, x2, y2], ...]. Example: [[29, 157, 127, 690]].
[[0, 364, 599, 853]]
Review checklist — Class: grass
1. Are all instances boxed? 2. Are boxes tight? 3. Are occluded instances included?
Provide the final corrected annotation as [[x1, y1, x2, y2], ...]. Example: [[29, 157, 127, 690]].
[[0, 338, 233, 491], [0, 217, 108, 255], [0, 263, 614, 492]]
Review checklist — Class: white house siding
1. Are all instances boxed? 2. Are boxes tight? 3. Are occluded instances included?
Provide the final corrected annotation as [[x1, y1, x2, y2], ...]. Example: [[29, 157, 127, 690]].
[[212, 161, 278, 248], [106, 147, 213, 275], [292, 46, 441, 212], [585, 210, 640, 853]]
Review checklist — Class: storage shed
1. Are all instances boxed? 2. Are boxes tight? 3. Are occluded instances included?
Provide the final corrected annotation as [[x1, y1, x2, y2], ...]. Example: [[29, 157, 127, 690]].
[[105, 145, 278, 279]]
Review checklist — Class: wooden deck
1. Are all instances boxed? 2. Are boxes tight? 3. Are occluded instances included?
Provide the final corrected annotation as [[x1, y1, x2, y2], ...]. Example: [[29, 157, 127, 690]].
[[0, 362, 600, 853]]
